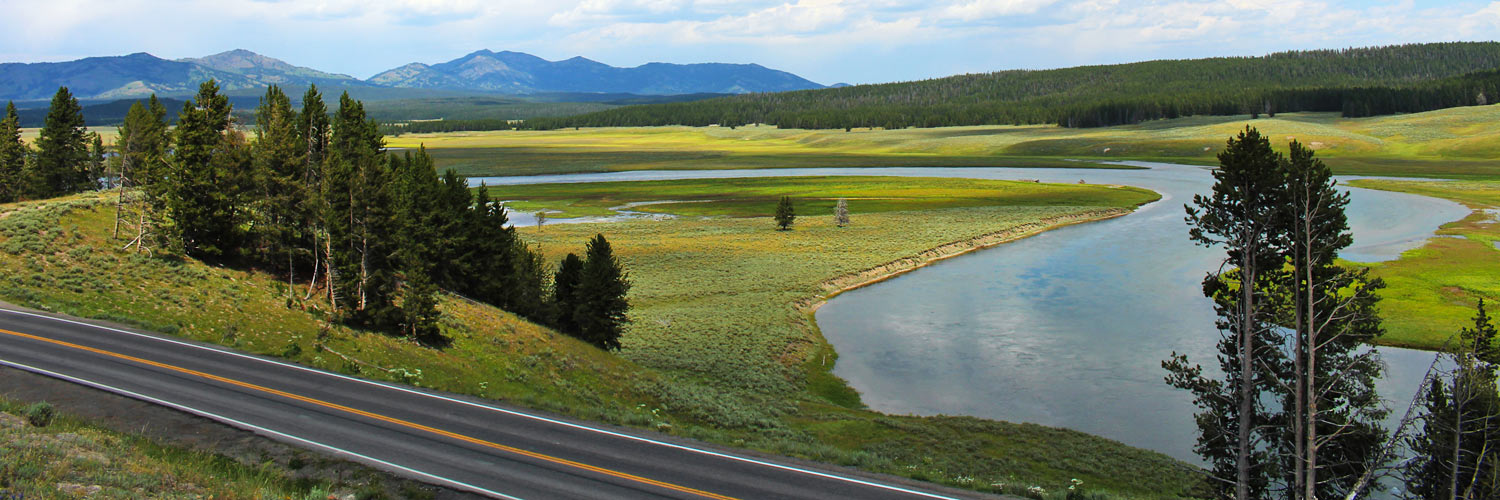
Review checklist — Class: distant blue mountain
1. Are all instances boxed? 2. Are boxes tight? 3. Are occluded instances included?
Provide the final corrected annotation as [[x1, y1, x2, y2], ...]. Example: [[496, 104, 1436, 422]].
[[367, 50, 826, 95], [0, 49, 828, 102]]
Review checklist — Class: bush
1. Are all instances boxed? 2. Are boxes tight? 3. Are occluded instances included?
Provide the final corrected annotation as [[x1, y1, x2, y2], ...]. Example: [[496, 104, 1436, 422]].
[[23, 401, 55, 427]]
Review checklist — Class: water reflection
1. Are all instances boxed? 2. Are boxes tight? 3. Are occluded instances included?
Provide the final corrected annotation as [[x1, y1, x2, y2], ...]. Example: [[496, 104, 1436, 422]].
[[474, 163, 1470, 463]]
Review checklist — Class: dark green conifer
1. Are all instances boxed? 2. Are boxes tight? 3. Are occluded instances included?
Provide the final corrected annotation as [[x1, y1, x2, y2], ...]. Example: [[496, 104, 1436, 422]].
[[0, 102, 25, 202], [552, 253, 584, 336], [574, 234, 629, 351], [774, 196, 795, 230], [31, 87, 89, 197], [169, 80, 250, 258]]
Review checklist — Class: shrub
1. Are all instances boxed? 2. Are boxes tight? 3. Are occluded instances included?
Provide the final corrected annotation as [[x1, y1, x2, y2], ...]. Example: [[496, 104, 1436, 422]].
[[23, 401, 55, 427]]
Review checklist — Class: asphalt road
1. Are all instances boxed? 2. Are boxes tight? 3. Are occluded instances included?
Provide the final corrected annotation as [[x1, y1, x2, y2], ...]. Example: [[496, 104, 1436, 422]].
[[0, 307, 979, 500]]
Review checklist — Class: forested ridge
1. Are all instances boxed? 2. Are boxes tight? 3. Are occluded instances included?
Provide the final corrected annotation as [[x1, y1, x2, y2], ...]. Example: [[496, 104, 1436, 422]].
[[522, 42, 1500, 130]]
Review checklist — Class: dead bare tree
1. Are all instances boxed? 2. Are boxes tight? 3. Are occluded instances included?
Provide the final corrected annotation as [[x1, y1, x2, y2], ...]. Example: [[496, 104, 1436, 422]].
[[834, 198, 850, 227]]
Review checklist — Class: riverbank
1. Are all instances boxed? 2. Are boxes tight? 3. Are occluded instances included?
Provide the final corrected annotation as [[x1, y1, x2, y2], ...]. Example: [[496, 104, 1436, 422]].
[[1346, 179, 1500, 350]]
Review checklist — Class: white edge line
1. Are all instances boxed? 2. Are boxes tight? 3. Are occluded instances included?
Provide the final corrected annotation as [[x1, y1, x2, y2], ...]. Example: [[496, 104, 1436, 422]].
[[0, 358, 525, 500], [0, 307, 960, 500]]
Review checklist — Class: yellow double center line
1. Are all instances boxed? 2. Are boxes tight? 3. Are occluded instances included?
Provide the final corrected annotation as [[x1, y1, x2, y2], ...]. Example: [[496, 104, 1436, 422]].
[[0, 327, 738, 500]]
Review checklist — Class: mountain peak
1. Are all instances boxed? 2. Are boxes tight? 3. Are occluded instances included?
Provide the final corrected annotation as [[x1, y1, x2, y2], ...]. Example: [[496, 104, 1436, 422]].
[[181, 49, 357, 83], [367, 50, 825, 94]]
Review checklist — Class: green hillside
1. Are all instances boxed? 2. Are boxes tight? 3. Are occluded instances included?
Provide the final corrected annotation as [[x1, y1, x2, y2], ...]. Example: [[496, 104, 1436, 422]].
[[525, 42, 1500, 130]]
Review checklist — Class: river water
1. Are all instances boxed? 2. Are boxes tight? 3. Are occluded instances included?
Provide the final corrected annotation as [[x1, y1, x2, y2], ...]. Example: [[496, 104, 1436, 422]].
[[474, 163, 1470, 463]]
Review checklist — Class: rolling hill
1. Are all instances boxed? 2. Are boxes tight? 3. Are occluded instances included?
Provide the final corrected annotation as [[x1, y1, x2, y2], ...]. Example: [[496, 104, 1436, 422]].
[[524, 42, 1500, 130]]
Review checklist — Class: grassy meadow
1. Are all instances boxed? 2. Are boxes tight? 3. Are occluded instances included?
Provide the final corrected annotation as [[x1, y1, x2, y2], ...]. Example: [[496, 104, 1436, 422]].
[[0, 183, 1199, 498], [387, 105, 1500, 179], [1345, 179, 1500, 350]]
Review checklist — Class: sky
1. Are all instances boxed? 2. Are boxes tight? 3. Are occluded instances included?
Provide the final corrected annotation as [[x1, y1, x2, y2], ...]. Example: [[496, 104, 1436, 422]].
[[5, 0, 1500, 86]]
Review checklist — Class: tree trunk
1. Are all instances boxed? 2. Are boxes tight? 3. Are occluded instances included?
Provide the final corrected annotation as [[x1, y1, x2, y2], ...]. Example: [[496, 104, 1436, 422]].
[[112, 155, 130, 239], [1453, 367, 1466, 500], [1238, 228, 1256, 500]]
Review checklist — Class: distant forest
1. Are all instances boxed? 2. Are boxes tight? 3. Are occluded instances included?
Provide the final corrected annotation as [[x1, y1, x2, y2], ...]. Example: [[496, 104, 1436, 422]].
[[520, 42, 1500, 130]]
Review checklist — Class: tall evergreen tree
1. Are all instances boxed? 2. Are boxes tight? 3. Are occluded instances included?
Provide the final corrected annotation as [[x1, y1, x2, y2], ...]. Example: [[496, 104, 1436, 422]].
[[775, 196, 795, 230], [297, 86, 332, 303], [1276, 140, 1387, 499], [389, 151, 444, 345], [114, 96, 171, 249], [169, 80, 250, 258], [573, 234, 630, 351], [0, 102, 25, 203], [1166, 126, 1287, 500], [326, 92, 395, 325], [552, 253, 584, 336], [252, 85, 307, 293], [1406, 301, 1500, 500], [30, 87, 89, 198]]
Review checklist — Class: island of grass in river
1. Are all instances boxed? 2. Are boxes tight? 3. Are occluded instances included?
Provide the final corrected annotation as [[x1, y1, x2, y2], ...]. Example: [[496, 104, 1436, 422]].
[[490, 175, 1155, 219]]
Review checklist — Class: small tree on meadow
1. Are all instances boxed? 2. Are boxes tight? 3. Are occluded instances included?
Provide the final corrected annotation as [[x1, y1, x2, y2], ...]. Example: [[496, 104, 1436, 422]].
[[775, 196, 795, 230], [834, 198, 850, 227]]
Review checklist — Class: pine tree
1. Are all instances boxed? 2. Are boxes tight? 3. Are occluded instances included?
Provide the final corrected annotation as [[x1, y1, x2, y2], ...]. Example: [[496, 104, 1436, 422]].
[[326, 92, 395, 327], [775, 196, 795, 230], [573, 234, 630, 351], [389, 151, 444, 346], [86, 132, 105, 189], [0, 102, 25, 203], [552, 253, 584, 336], [1406, 301, 1500, 500], [298, 86, 332, 303], [251, 85, 307, 294], [115, 96, 171, 251], [834, 198, 850, 227], [31, 87, 89, 198], [1166, 126, 1287, 500], [168, 80, 250, 258], [1276, 140, 1388, 498]]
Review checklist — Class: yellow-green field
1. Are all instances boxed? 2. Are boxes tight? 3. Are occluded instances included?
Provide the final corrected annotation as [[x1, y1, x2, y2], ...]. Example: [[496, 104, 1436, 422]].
[[1347, 179, 1500, 350], [0, 185, 1196, 498], [388, 106, 1500, 179]]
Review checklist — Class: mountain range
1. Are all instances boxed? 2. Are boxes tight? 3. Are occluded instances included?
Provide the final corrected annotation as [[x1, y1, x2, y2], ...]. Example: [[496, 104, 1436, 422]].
[[0, 49, 827, 103]]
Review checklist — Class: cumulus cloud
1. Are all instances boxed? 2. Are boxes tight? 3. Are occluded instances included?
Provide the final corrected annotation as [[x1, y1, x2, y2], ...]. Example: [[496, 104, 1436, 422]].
[[3, 0, 1496, 86]]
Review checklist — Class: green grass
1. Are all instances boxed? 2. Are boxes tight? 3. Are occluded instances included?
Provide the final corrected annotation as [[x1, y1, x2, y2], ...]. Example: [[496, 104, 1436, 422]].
[[490, 175, 1155, 218], [0, 184, 1196, 499], [391, 106, 1500, 180], [0, 396, 344, 499], [1343, 179, 1500, 350]]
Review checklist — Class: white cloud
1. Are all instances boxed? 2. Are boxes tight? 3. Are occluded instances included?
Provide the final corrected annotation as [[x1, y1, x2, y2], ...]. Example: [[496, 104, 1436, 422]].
[[4, 0, 1497, 86], [936, 0, 1058, 22]]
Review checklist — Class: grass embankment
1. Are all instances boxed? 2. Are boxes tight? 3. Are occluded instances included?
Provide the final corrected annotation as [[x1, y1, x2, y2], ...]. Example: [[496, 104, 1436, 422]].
[[498, 175, 1152, 219], [0, 398, 358, 499], [1345, 179, 1500, 351], [0, 180, 1199, 499], [387, 105, 1500, 180]]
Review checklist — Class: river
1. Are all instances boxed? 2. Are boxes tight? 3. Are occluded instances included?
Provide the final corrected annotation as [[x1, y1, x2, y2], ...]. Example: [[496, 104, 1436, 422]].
[[473, 162, 1470, 464]]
